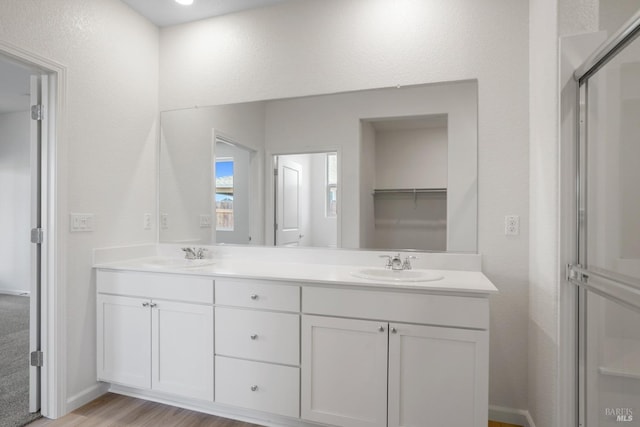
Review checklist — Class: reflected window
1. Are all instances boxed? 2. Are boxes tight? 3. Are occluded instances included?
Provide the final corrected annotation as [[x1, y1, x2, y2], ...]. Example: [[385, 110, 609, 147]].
[[216, 158, 234, 231], [326, 153, 337, 217]]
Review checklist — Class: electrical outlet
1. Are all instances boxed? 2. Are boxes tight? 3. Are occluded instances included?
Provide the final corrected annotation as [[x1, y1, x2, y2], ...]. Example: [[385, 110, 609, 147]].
[[160, 213, 169, 230], [70, 213, 94, 232], [199, 214, 212, 228], [143, 213, 152, 230], [505, 215, 520, 236]]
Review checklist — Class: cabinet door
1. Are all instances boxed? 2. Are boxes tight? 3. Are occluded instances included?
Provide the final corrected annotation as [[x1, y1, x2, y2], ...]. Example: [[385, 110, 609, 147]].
[[151, 300, 214, 401], [97, 294, 151, 389], [388, 324, 488, 427], [301, 315, 388, 427]]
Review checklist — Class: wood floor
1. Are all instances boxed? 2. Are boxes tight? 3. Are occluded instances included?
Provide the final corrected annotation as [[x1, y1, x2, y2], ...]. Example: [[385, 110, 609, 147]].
[[28, 393, 523, 427]]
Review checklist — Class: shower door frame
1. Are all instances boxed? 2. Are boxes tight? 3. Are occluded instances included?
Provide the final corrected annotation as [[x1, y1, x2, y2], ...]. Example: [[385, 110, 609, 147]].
[[569, 9, 640, 426]]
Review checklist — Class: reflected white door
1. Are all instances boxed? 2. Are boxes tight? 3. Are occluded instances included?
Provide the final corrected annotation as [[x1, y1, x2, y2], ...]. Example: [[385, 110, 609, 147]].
[[29, 74, 46, 413], [276, 158, 303, 246]]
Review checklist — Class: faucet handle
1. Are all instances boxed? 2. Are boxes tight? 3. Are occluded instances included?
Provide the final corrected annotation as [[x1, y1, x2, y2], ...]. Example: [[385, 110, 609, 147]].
[[379, 255, 393, 269], [402, 255, 417, 270], [196, 248, 208, 259], [181, 247, 196, 259]]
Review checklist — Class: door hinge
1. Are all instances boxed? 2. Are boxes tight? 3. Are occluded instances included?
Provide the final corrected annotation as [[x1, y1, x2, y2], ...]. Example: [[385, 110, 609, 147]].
[[31, 104, 44, 121], [274, 168, 278, 176], [567, 264, 588, 283], [31, 228, 44, 244], [30, 351, 44, 367]]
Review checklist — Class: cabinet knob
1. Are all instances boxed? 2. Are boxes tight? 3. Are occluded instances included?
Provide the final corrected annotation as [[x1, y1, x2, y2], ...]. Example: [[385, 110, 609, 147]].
[[251, 385, 258, 392], [378, 326, 385, 332], [150, 303, 157, 308], [391, 327, 397, 334], [250, 294, 258, 300], [142, 302, 150, 307], [250, 334, 258, 340]]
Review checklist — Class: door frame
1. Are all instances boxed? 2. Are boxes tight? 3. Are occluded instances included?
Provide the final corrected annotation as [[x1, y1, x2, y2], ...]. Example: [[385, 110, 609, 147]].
[[266, 147, 342, 248], [0, 40, 67, 419]]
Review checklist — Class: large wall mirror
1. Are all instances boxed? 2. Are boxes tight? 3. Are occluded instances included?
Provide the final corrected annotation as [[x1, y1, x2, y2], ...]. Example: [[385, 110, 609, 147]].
[[159, 80, 478, 252]]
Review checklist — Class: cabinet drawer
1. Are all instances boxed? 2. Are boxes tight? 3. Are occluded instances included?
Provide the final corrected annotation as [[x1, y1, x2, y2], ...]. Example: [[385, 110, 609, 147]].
[[303, 287, 489, 330], [97, 270, 213, 304], [215, 356, 299, 418], [215, 279, 300, 312], [215, 308, 299, 365]]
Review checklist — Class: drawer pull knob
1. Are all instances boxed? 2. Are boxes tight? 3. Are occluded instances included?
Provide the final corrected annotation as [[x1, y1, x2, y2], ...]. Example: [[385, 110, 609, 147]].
[[142, 302, 150, 307], [391, 327, 397, 334], [250, 334, 258, 340], [250, 294, 258, 300], [378, 326, 384, 332], [251, 385, 258, 392]]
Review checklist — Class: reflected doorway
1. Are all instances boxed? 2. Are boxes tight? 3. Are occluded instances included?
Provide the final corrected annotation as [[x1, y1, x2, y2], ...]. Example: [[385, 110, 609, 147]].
[[214, 134, 255, 245], [273, 152, 338, 247]]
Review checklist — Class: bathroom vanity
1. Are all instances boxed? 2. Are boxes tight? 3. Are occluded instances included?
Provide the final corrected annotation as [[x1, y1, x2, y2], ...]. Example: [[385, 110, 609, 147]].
[[95, 250, 496, 427]]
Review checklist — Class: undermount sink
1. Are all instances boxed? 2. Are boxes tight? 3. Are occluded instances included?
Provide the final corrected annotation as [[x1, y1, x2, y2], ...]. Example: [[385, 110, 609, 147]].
[[140, 257, 216, 269], [351, 268, 444, 283]]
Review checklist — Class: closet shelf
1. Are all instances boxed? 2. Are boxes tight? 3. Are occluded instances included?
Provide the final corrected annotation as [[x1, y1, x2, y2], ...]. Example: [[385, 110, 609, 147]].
[[372, 188, 447, 195]]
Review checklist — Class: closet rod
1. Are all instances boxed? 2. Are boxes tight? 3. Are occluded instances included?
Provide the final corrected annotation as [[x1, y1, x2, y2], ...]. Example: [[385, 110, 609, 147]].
[[372, 188, 447, 195]]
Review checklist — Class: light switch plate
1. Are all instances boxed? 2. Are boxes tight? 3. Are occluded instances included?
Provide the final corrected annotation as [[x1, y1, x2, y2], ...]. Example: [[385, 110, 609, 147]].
[[70, 213, 94, 232]]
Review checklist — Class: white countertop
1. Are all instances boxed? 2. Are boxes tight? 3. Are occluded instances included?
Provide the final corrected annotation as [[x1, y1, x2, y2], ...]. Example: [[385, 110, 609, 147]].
[[94, 256, 498, 295]]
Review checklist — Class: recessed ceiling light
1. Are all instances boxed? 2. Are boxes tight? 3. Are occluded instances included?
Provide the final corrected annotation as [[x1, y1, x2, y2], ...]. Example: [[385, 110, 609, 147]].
[[175, 0, 194, 5]]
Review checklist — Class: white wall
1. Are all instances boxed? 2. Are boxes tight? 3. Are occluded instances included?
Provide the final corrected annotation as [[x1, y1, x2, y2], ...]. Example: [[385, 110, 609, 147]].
[[160, 0, 529, 411], [530, 1, 599, 426], [0, 111, 30, 294], [374, 126, 447, 189], [0, 0, 159, 410]]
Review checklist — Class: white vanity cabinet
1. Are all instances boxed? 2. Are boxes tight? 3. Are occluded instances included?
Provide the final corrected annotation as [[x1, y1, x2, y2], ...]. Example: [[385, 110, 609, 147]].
[[96, 270, 214, 401], [301, 287, 489, 427], [214, 278, 301, 418]]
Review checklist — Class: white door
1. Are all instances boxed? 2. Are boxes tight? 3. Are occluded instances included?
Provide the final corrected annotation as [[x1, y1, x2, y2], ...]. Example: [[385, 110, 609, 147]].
[[29, 74, 47, 412], [388, 323, 488, 427], [301, 315, 388, 427], [96, 295, 152, 389], [151, 300, 214, 401], [276, 157, 303, 246]]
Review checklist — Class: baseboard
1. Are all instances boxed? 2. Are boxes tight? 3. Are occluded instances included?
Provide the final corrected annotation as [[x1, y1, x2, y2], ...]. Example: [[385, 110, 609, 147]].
[[0, 289, 30, 296], [490, 405, 536, 427], [65, 382, 109, 414]]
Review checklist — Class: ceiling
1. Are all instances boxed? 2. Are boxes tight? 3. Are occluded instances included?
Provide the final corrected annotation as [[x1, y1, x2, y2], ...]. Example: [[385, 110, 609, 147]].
[[120, 0, 293, 27], [0, 57, 32, 114]]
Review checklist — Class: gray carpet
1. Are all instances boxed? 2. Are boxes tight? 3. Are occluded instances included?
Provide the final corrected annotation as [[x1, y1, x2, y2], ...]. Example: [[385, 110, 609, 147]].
[[0, 294, 41, 427]]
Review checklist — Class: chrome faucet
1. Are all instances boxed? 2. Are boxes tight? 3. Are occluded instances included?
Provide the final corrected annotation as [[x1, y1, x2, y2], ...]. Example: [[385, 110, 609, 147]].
[[380, 253, 403, 270], [182, 247, 207, 260], [380, 253, 417, 270]]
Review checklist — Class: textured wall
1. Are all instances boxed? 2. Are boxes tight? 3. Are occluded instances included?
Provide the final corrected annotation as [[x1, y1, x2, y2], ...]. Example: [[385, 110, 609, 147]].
[[160, 0, 530, 410], [0, 0, 159, 408]]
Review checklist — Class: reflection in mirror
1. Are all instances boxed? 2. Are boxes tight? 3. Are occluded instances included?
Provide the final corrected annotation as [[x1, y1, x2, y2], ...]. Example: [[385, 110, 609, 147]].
[[362, 115, 448, 251], [159, 80, 477, 252], [215, 137, 254, 244], [274, 152, 338, 247]]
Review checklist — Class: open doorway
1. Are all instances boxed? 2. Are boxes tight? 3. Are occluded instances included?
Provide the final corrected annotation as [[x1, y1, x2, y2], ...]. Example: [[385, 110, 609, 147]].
[[0, 53, 48, 425], [273, 152, 338, 247]]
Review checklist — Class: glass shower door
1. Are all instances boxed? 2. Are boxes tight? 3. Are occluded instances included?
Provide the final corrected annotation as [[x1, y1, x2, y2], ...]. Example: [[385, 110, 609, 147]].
[[575, 20, 640, 426]]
